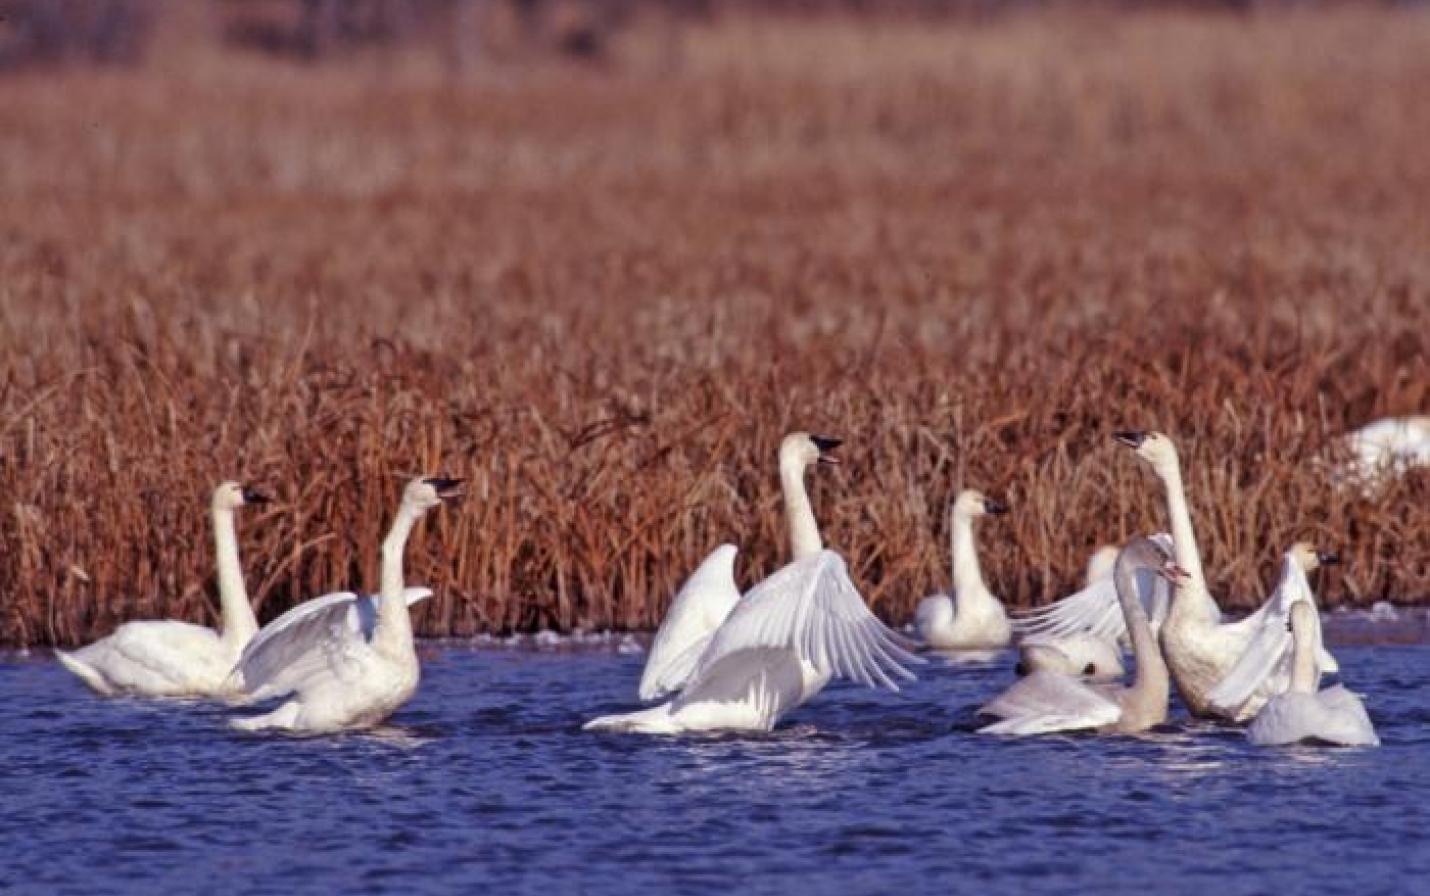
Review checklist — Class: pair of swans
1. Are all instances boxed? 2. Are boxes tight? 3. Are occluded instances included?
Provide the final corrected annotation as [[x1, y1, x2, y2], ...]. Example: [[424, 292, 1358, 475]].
[[60, 477, 460, 736], [58, 482, 270, 698], [980, 537, 1182, 736], [585, 432, 921, 735], [913, 490, 1013, 650]]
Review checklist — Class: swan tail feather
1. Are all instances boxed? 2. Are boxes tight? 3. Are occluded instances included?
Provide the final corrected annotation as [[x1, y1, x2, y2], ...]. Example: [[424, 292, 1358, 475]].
[[56, 649, 115, 696], [229, 701, 302, 733], [582, 703, 678, 735]]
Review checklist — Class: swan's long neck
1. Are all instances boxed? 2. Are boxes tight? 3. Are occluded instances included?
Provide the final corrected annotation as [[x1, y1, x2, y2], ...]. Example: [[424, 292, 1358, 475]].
[[781, 456, 823, 561], [1116, 562, 1169, 712], [213, 506, 257, 650], [1289, 609, 1319, 695], [374, 503, 422, 657], [1157, 459, 1217, 621], [950, 510, 989, 603]]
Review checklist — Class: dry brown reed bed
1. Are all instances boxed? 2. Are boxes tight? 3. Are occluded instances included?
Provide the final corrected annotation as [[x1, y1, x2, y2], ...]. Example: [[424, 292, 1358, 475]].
[[1, 7, 1427, 647]]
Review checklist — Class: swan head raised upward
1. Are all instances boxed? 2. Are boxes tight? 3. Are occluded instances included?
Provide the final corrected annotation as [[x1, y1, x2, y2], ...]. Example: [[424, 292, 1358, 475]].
[[1113, 430, 1181, 477], [952, 489, 1008, 520], [212, 481, 270, 512], [402, 477, 465, 514], [1290, 541, 1339, 573], [780, 432, 842, 473]]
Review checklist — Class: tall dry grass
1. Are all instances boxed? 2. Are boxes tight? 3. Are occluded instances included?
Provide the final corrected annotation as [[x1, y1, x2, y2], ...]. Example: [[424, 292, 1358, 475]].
[[1, 6, 1427, 647]]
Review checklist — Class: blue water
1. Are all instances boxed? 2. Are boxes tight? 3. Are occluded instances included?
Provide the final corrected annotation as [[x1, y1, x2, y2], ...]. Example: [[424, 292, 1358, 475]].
[[3, 629, 1426, 896]]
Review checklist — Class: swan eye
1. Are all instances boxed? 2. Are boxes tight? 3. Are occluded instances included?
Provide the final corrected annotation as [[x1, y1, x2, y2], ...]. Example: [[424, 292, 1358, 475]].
[[1083, 663, 1097, 676]]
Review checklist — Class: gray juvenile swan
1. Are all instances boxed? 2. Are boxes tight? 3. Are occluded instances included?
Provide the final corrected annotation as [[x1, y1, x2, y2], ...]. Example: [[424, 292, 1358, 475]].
[[57, 481, 268, 698], [979, 537, 1184, 737]]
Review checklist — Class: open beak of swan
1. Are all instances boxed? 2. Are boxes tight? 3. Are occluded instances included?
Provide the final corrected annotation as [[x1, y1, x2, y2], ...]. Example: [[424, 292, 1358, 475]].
[[240, 487, 271, 505], [983, 498, 1009, 515], [1317, 551, 1341, 566], [1112, 430, 1147, 449], [425, 478, 466, 502], [1157, 562, 1192, 585], [811, 436, 842, 466]]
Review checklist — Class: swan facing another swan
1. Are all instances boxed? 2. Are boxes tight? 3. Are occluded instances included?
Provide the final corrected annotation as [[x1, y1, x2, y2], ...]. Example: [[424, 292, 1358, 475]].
[[1247, 603, 1379, 747], [1114, 430, 1336, 722], [57, 482, 269, 698], [979, 537, 1184, 737], [914, 489, 1012, 650], [587, 432, 920, 735], [1013, 536, 1174, 681], [230, 477, 462, 735]]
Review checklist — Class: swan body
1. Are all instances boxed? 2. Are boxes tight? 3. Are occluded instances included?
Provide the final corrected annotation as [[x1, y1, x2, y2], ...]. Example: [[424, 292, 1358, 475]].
[[1013, 535, 1173, 680], [230, 477, 461, 734], [1114, 431, 1336, 721], [57, 482, 268, 698], [1247, 603, 1379, 747], [1338, 415, 1430, 486], [586, 433, 920, 735], [915, 490, 1012, 650], [980, 538, 1178, 736], [638, 544, 740, 701]]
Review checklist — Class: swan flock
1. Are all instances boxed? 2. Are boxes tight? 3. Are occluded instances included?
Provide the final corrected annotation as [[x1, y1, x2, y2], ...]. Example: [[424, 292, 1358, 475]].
[[57, 430, 1386, 748]]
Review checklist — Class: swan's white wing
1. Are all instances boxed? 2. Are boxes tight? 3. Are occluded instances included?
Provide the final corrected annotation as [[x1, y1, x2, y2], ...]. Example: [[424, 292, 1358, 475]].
[[978, 670, 1121, 735], [1014, 533, 1173, 641], [1207, 555, 1330, 714], [236, 587, 433, 699], [684, 550, 922, 694], [639, 544, 740, 701]]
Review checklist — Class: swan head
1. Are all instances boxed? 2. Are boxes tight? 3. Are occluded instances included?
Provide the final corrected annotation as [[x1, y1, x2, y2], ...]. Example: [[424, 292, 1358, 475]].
[[212, 481, 270, 512], [780, 432, 842, 473], [1113, 430, 1180, 475], [952, 489, 1008, 520], [1290, 541, 1339, 572], [1116, 536, 1187, 584], [402, 477, 465, 513]]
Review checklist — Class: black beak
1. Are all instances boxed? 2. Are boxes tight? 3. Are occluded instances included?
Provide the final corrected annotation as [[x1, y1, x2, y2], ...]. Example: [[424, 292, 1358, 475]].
[[424, 477, 465, 501], [1113, 430, 1147, 449], [811, 435, 842, 465], [241, 487, 271, 505], [983, 498, 1009, 515], [1317, 551, 1340, 567]]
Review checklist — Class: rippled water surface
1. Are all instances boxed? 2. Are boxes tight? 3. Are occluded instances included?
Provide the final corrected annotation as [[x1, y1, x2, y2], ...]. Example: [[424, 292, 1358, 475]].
[[4, 622, 1426, 895]]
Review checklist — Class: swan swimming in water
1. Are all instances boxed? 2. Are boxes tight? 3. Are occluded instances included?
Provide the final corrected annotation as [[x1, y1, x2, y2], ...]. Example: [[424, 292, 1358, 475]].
[[1246, 602, 1379, 747], [586, 433, 921, 734], [229, 477, 462, 734], [1335, 415, 1430, 489], [913, 489, 1012, 650], [979, 537, 1183, 736], [1113, 430, 1336, 721], [57, 481, 269, 698]]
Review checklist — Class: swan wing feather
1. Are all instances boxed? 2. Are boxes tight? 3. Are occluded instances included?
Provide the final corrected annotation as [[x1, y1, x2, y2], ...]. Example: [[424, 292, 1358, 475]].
[[1013, 534, 1172, 640], [639, 544, 740, 701], [685, 550, 922, 695], [978, 670, 1122, 735]]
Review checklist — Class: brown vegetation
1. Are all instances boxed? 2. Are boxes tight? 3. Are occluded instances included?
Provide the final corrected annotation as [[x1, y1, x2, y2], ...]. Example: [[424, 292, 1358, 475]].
[[1, 6, 1427, 647]]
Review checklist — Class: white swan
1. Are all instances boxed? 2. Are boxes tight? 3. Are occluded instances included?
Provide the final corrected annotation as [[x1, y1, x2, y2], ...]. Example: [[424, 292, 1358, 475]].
[[979, 537, 1182, 736], [1336, 415, 1430, 488], [913, 489, 1012, 650], [1205, 543, 1340, 717], [1084, 545, 1119, 586], [1247, 602, 1379, 747], [1113, 430, 1336, 721], [585, 433, 921, 734], [229, 477, 461, 734], [57, 481, 269, 698], [1013, 537, 1174, 681]]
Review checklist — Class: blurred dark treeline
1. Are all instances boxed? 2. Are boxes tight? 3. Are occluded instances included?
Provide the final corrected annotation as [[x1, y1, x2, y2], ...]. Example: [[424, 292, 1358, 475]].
[[0, 0, 1416, 71]]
